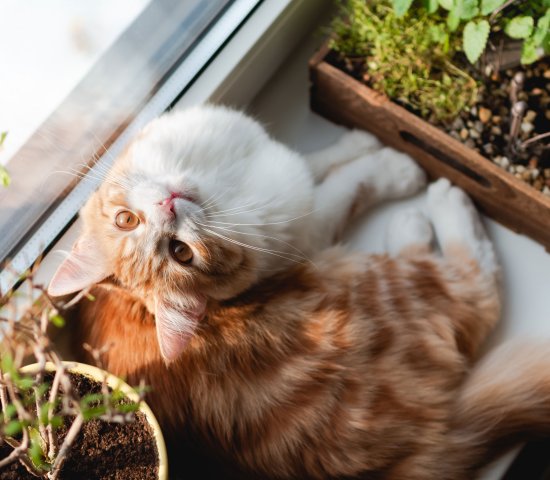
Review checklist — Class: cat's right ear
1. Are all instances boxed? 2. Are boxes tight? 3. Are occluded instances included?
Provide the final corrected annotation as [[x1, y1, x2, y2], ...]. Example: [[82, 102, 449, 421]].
[[47, 235, 109, 297]]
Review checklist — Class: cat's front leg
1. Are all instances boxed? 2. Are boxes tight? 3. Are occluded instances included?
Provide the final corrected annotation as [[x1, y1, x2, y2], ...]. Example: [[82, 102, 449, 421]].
[[311, 148, 426, 248]]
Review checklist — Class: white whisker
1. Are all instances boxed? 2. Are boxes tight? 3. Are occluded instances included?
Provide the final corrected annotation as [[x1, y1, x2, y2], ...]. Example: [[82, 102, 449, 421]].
[[203, 228, 305, 265], [205, 209, 318, 227], [197, 222, 310, 262]]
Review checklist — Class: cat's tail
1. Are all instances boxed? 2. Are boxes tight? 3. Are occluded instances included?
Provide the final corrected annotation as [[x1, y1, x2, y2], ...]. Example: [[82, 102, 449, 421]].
[[443, 339, 550, 479]]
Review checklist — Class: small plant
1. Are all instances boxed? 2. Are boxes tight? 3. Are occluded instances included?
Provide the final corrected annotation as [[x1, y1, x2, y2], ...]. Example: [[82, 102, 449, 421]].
[[0, 272, 146, 479], [329, 0, 478, 122], [0, 131, 10, 187], [392, 0, 550, 65]]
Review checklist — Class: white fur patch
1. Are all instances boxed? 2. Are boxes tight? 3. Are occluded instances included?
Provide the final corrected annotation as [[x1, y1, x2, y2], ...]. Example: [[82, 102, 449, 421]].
[[386, 208, 434, 256]]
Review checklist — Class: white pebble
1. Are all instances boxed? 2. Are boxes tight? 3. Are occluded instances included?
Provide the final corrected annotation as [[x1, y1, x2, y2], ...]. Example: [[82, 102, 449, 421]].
[[521, 122, 535, 134]]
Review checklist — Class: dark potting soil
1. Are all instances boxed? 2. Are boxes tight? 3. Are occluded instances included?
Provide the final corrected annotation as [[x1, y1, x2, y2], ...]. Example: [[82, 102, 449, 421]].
[[327, 51, 550, 196], [0, 373, 159, 479]]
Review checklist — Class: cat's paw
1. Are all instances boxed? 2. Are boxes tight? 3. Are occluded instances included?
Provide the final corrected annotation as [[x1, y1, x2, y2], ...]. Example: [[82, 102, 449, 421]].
[[386, 208, 433, 256], [427, 178, 478, 237], [337, 130, 383, 157], [427, 178, 498, 273], [373, 148, 427, 199]]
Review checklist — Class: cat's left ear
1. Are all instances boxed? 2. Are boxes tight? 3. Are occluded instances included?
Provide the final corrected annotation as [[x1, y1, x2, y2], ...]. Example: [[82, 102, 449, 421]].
[[47, 235, 110, 297], [154, 294, 206, 363]]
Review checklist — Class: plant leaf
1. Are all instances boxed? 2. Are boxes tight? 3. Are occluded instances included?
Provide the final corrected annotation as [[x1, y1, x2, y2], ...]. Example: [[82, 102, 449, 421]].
[[1, 354, 15, 376], [80, 393, 104, 407], [438, 0, 454, 10], [82, 405, 107, 420], [392, 0, 414, 17], [1, 403, 17, 422], [521, 36, 539, 64], [0, 165, 10, 187], [4, 420, 23, 436], [116, 402, 140, 414], [533, 9, 550, 46], [0, 131, 7, 148], [15, 375, 34, 390], [48, 415, 63, 428], [422, 0, 439, 13], [480, 0, 506, 15], [463, 19, 490, 63], [49, 312, 65, 328], [458, 0, 479, 20], [447, 9, 461, 31], [28, 428, 48, 471], [505, 16, 534, 39]]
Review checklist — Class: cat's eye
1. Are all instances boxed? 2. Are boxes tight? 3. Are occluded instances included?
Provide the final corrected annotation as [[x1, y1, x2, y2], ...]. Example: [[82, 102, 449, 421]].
[[169, 239, 193, 265], [115, 210, 140, 230]]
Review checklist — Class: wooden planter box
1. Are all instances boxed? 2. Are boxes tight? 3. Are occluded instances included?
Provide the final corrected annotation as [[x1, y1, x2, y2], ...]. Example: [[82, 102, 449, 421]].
[[309, 43, 550, 251]]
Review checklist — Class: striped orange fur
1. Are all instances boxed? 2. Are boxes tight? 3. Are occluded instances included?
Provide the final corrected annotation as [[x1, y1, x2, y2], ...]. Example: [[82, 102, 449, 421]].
[[67, 243, 541, 480]]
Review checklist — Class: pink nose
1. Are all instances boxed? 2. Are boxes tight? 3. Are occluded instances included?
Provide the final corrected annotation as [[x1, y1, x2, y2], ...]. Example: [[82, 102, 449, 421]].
[[158, 193, 182, 215]]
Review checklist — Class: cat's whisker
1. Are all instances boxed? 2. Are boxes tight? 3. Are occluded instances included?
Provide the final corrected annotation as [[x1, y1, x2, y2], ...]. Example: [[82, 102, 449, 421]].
[[75, 164, 132, 191], [204, 200, 272, 218], [200, 184, 236, 211], [89, 130, 117, 165], [204, 200, 262, 216], [200, 188, 227, 210], [197, 222, 312, 263], [204, 209, 318, 228], [203, 228, 306, 265]]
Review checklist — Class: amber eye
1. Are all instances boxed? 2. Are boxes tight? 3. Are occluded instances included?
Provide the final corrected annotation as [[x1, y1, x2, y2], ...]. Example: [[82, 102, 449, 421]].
[[115, 210, 140, 230], [169, 239, 193, 265]]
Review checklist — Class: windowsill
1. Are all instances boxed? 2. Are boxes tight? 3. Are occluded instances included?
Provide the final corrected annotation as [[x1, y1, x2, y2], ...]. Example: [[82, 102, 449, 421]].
[[19, 3, 550, 478]]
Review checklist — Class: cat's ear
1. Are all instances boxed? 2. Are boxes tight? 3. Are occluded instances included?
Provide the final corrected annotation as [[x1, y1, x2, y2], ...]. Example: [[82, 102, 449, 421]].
[[154, 295, 206, 363], [47, 235, 109, 297]]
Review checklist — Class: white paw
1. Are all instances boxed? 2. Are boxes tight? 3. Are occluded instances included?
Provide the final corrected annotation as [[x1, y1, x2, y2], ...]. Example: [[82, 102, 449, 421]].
[[426, 178, 497, 273], [373, 147, 427, 199], [337, 130, 383, 157], [427, 178, 479, 240], [386, 208, 434, 256]]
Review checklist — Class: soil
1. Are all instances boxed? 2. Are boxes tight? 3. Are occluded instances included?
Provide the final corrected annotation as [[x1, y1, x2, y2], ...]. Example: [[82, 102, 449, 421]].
[[0, 373, 159, 480], [327, 51, 550, 196]]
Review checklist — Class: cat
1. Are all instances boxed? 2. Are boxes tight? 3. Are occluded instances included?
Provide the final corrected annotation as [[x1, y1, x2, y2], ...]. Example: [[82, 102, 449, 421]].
[[48, 105, 550, 479]]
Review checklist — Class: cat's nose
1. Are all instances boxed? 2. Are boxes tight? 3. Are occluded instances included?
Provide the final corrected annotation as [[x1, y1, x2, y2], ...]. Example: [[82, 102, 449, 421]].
[[158, 194, 181, 218], [159, 198, 176, 214]]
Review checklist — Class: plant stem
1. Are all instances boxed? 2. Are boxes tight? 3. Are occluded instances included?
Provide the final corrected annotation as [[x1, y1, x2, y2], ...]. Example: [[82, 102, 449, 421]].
[[1, 429, 44, 477], [490, 0, 519, 22], [46, 367, 64, 461], [0, 370, 8, 416], [48, 414, 84, 480], [521, 131, 550, 148]]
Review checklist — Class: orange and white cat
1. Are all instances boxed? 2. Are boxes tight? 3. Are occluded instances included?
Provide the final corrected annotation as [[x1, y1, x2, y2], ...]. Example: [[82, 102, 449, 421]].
[[49, 106, 550, 479]]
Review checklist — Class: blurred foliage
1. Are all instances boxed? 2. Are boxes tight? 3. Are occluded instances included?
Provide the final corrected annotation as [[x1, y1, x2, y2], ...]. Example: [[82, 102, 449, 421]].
[[0, 132, 9, 187]]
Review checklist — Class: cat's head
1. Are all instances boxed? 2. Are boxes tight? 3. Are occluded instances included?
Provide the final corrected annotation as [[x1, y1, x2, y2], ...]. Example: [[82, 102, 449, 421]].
[[47, 106, 312, 362]]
